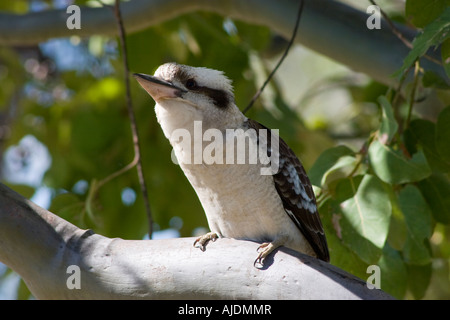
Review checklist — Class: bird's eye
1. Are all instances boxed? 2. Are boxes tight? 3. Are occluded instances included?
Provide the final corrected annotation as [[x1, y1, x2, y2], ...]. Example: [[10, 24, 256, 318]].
[[185, 78, 198, 90]]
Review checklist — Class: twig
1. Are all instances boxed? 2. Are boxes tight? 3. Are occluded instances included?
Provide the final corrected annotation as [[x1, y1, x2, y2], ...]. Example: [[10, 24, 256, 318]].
[[388, 63, 413, 139], [96, 0, 153, 237], [369, 0, 412, 49], [391, 64, 413, 108], [113, 0, 153, 236], [405, 60, 420, 130], [243, 0, 304, 114], [368, 0, 442, 66]]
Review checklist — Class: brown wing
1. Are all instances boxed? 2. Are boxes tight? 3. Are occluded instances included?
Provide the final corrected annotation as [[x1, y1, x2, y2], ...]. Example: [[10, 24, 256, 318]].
[[246, 119, 329, 262]]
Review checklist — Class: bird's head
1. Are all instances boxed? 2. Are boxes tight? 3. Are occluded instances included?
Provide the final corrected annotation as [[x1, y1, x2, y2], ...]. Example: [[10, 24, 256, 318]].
[[134, 63, 246, 138]]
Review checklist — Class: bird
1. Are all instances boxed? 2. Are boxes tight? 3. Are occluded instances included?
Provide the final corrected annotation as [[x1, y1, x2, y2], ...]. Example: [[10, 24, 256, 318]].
[[134, 62, 329, 266]]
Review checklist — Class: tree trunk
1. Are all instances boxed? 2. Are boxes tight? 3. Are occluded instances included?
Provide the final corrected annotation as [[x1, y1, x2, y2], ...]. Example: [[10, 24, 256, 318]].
[[0, 183, 392, 299]]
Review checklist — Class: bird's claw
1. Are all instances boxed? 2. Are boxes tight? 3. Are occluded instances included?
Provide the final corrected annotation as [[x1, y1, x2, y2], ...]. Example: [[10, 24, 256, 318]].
[[254, 242, 274, 268], [193, 232, 218, 251]]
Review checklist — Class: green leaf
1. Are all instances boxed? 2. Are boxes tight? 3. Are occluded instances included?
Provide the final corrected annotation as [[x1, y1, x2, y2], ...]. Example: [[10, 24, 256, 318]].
[[395, 7, 450, 77], [405, 0, 450, 28], [378, 244, 407, 299], [406, 263, 432, 299], [319, 199, 370, 280], [407, 119, 450, 172], [398, 185, 433, 265], [334, 175, 363, 203], [387, 189, 408, 251], [368, 139, 431, 184], [378, 95, 398, 144], [308, 145, 355, 188], [321, 155, 361, 190], [338, 175, 391, 263], [441, 38, 450, 78], [422, 70, 450, 89], [339, 214, 381, 264], [436, 106, 450, 162], [418, 173, 450, 224]]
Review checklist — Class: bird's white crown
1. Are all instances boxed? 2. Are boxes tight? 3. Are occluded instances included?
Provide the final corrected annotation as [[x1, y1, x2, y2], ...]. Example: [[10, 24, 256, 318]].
[[155, 62, 234, 96]]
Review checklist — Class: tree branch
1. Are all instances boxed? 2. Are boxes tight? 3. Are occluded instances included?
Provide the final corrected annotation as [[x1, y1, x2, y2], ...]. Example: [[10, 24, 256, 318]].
[[0, 0, 446, 86], [0, 183, 393, 299]]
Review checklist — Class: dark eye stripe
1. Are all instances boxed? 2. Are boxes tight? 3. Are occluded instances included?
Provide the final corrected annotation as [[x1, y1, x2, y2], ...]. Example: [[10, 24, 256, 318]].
[[175, 68, 231, 108], [198, 87, 230, 108]]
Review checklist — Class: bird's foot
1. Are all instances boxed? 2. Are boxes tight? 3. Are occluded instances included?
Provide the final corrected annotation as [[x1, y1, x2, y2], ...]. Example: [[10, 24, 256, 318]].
[[254, 238, 284, 268], [254, 242, 275, 268], [193, 232, 218, 251]]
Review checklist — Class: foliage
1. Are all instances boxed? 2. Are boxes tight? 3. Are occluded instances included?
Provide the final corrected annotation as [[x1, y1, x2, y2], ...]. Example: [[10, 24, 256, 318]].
[[310, 0, 450, 299], [1, 0, 450, 299]]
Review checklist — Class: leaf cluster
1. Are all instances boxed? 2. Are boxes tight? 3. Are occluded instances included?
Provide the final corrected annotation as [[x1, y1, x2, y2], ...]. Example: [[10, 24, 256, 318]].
[[307, 0, 450, 299]]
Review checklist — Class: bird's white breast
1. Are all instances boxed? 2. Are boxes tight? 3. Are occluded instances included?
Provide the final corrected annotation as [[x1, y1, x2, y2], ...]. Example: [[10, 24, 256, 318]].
[[174, 127, 313, 254], [154, 100, 314, 255]]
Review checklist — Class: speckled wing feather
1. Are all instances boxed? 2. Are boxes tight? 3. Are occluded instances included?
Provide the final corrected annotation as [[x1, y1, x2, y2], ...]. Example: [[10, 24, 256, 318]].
[[246, 119, 330, 262]]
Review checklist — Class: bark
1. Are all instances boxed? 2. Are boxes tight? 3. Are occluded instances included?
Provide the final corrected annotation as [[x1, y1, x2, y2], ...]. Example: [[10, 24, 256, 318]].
[[0, 0, 446, 86], [0, 183, 393, 299]]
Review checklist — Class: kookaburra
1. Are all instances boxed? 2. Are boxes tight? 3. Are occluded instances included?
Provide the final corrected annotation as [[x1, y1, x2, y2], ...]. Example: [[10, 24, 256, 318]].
[[134, 63, 329, 266]]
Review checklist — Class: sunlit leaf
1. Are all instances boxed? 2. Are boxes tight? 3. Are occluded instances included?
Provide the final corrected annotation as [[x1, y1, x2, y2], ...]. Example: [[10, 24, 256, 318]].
[[318, 199, 370, 280], [338, 175, 391, 263], [368, 139, 431, 184], [308, 145, 355, 188]]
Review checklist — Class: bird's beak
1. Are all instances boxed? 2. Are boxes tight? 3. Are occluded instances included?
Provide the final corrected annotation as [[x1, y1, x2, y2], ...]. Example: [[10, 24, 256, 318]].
[[133, 73, 187, 102]]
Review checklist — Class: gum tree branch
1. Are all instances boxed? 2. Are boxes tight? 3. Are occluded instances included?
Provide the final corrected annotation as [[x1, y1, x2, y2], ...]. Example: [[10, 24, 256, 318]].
[[0, 0, 446, 86], [0, 183, 393, 299]]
